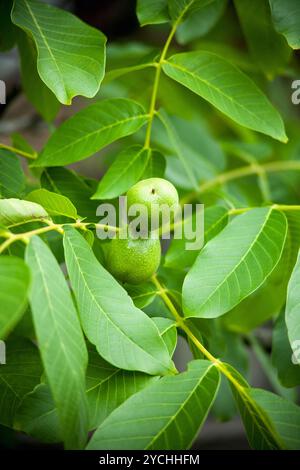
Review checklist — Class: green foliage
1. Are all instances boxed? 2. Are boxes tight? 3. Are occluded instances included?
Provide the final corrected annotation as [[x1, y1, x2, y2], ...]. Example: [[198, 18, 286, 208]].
[[11, 0, 106, 104], [0, 150, 25, 198], [87, 360, 220, 450], [269, 0, 300, 49], [26, 236, 89, 449], [34, 99, 148, 167], [1, 0, 300, 452], [0, 257, 30, 338], [162, 52, 287, 141], [63, 227, 174, 375], [183, 208, 287, 319]]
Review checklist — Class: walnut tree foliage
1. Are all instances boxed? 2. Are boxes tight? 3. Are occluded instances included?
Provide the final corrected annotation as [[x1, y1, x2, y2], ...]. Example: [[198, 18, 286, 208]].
[[0, 0, 300, 450]]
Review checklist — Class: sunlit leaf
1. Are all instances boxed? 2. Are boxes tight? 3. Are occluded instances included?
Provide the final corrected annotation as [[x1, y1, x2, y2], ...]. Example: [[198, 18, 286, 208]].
[[34, 99, 148, 167], [12, 0, 106, 104], [87, 360, 220, 450], [162, 51, 288, 142]]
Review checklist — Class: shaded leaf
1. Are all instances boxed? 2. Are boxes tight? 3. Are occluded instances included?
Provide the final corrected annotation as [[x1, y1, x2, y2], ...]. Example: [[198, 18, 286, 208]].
[[0, 338, 42, 427], [285, 250, 300, 353], [92, 146, 150, 200], [142, 150, 166, 179], [168, 0, 216, 24], [0, 0, 15, 51], [226, 365, 284, 449], [176, 0, 226, 44], [248, 388, 300, 449], [0, 256, 30, 339], [165, 205, 228, 270], [41, 167, 98, 221], [16, 30, 60, 122], [0, 150, 25, 198], [137, 0, 169, 25], [269, 0, 300, 49], [272, 310, 300, 387], [15, 384, 61, 444], [152, 317, 177, 356], [235, 0, 290, 78], [126, 282, 158, 309], [86, 346, 157, 430]]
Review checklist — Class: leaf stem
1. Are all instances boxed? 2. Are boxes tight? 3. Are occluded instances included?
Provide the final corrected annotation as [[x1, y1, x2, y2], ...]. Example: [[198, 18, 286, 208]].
[[151, 274, 284, 448], [180, 160, 300, 204], [151, 275, 244, 390], [0, 220, 119, 254], [143, 16, 182, 148], [0, 142, 37, 160]]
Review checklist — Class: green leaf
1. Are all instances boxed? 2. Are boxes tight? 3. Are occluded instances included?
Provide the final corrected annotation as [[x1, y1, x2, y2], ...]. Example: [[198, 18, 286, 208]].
[[142, 150, 166, 179], [63, 227, 174, 376], [86, 346, 157, 430], [41, 167, 98, 221], [249, 333, 295, 401], [0, 150, 25, 198], [0, 0, 15, 51], [157, 110, 199, 190], [285, 250, 300, 352], [168, 0, 216, 24], [247, 388, 300, 449], [162, 51, 288, 142], [269, 0, 300, 49], [223, 234, 291, 332], [87, 360, 220, 450], [11, 0, 106, 104], [210, 331, 248, 422], [26, 189, 78, 220], [165, 205, 228, 270], [0, 256, 30, 339], [15, 384, 61, 444], [0, 198, 48, 228], [183, 208, 287, 319], [25, 236, 89, 449], [0, 338, 42, 427], [16, 30, 60, 122], [92, 146, 151, 200], [226, 365, 284, 449], [33, 99, 148, 167], [152, 317, 177, 356], [11, 133, 36, 157], [272, 310, 300, 387], [160, 114, 226, 189], [16, 326, 175, 437], [234, 0, 291, 78], [137, 0, 170, 25], [176, 0, 226, 45], [125, 282, 158, 309]]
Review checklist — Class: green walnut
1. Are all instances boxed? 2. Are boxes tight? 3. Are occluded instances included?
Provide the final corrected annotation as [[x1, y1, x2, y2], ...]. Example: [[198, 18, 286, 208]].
[[126, 178, 179, 226], [106, 233, 161, 285]]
